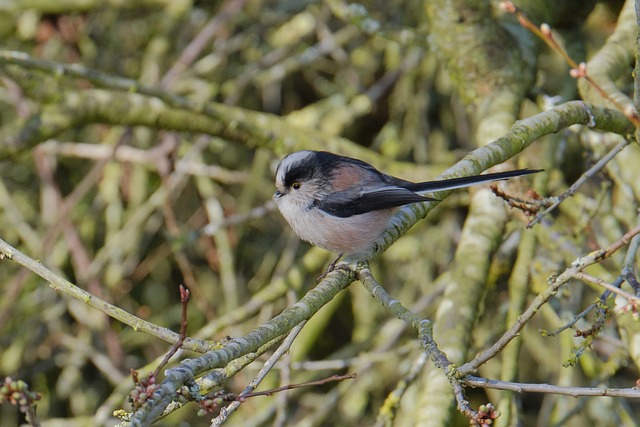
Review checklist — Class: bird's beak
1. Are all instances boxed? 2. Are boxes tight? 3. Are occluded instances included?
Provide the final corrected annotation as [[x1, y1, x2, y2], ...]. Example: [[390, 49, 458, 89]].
[[274, 191, 283, 199]]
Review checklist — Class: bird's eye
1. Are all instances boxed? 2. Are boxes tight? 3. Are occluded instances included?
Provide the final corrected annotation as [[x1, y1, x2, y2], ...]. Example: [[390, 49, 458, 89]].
[[292, 182, 301, 190]]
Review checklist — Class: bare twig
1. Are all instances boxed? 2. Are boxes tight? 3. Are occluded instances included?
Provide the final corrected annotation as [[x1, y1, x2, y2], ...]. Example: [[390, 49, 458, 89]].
[[574, 272, 639, 304], [0, 237, 213, 353], [240, 374, 357, 399], [153, 286, 191, 378], [459, 224, 640, 374], [543, 288, 612, 337], [211, 321, 308, 425], [357, 268, 478, 422], [501, 1, 640, 126], [528, 138, 631, 227], [465, 376, 640, 398], [490, 184, 546, 215]]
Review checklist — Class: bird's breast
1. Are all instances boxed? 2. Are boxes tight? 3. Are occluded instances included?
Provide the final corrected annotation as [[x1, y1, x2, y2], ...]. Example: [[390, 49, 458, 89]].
[[282, 206, 394, 255]]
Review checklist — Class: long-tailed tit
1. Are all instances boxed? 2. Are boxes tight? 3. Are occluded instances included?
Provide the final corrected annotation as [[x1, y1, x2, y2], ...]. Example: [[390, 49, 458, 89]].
[[274, 150, 539, 266]]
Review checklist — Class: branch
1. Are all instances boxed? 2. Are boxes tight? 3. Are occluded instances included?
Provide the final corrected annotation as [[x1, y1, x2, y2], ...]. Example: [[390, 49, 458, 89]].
[[357, 268, 476, 421], [465, 376, 640, 398], [528, 138, 632, 227], [575, 272, 639, 303], [365, 101, 634, 264], [459, 224, 640, 375], [211, 321, 308, 425], [503, 0, 639, 124], [0, 237, 213, 353], [129, 267, 355, 426]]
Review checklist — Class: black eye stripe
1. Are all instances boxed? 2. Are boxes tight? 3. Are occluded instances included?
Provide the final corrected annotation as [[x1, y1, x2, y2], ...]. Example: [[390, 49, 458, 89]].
[[283, 165, 312, 188], [282, 153, 330, 188]]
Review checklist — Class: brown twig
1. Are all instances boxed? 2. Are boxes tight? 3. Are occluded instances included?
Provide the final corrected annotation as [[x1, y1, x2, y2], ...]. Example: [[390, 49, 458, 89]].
[[490, 185, 545, 215], [129, 286, 191, 412], [210, 320, 308, 425], [153, 285, 191, 378], [239, 374, 357, 399], [501, 1, 640, 126], [603, 224, 640, 257]]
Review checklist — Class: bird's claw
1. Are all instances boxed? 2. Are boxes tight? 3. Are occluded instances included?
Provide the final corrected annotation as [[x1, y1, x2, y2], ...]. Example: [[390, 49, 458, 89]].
[[316, 254, 352, 282]]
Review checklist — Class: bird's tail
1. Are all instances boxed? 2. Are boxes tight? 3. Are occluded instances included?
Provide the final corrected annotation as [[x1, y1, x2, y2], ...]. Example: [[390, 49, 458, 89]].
[[404, 169, 541, 193]]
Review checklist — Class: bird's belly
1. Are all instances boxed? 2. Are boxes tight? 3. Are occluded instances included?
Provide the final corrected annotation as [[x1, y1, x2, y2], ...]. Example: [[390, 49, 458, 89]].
[[289, 209, 394, 255]]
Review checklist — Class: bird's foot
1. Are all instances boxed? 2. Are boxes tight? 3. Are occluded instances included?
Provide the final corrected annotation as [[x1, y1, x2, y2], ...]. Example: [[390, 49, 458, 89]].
[[316, 254, 350, 283]]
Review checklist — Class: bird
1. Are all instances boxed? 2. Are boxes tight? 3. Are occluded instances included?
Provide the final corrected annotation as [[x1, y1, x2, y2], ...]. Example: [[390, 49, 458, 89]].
[[273, 150, 539, 273]]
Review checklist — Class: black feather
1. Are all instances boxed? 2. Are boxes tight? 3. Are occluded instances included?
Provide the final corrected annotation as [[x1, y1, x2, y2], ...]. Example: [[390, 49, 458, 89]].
[[316, 188, 436, 218]]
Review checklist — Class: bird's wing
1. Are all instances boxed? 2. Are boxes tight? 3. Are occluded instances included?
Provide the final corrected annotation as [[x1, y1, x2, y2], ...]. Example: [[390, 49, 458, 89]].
[[315, 169, 541, 218], [315, 186, 435, 218]]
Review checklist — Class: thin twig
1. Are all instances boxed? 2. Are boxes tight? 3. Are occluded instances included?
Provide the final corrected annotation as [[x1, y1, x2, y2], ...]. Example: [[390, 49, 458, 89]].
[[490, 184, 546, 215], [0, 237, 213, 353], [211, 321, 308, 426], [501, 1, 640, 126], [357, 268, 477, 422], [459, 223, 640, 374], [528, 139, 630, 227], [240, 374, 357, 399], [543, 289, 613, 337], [465, 375, 640, 398], [574, 272, 639, 304], [153, 286, 191, 378]]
